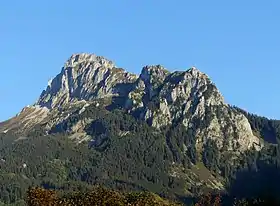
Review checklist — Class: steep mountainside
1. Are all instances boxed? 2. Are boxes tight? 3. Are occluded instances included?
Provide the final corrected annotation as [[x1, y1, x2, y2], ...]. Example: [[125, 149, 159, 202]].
[[0, 53, 277, 205]]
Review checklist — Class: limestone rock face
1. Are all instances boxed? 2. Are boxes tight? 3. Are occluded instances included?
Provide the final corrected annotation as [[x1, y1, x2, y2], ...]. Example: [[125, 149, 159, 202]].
[[2, 53, 261, 152], [36, 53, 138, 109], [125, 66, 261, 151]]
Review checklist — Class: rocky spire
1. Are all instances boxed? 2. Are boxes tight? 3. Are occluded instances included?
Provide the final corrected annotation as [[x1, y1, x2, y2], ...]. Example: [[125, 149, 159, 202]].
[[64, 53, 115, 69], [140, 65, 170, 83], [36, 53, 137, 109]]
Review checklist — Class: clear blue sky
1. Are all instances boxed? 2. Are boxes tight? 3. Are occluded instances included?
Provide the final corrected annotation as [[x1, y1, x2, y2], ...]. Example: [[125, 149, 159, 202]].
[[1, 1, 279, 121]]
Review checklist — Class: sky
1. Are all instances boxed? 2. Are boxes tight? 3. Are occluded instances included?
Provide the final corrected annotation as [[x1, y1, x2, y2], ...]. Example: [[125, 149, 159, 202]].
[[0, 1, 279, 121]]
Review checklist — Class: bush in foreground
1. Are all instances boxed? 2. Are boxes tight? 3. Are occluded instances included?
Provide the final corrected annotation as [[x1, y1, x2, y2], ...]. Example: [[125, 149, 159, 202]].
[[26, 186, 182, 206], [26, 187, 280, 206]]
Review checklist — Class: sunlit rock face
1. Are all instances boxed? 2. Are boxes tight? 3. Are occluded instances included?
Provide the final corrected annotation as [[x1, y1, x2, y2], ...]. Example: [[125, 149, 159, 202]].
[[36, 53, 138, 109]]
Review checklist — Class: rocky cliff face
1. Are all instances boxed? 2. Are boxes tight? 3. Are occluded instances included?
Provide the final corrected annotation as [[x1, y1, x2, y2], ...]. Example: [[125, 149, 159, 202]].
[[36, 53, 138, 109], [1, 53, 261, 152], [124, 66, 260, 151]]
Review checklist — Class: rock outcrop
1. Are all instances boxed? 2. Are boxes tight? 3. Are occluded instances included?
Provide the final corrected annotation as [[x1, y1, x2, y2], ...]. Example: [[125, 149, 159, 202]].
[[124, 66, 261, 151], [36, 53, 138, 109]]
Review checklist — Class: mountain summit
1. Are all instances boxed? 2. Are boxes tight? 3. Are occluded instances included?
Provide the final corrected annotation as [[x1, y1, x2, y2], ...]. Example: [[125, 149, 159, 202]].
[[36, 53, 137, 109]]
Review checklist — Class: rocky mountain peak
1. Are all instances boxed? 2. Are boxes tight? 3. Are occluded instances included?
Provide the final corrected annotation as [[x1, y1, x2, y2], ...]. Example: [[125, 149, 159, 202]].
[[139, 65, 170, 94], [140, 65, 170, 80], [185, 67, 210, 81], [4, 53, 260, 153], [64, 53, 115, 69], [187, 66, 202, 74], [36, 53, 137, 109]]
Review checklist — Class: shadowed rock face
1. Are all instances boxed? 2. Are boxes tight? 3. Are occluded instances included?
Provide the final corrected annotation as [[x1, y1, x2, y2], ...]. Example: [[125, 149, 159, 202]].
[[1, 53, 261, 152]]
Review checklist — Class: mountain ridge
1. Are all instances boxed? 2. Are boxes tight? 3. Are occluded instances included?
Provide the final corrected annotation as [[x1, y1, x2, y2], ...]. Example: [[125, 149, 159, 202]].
[[0, 53, 262, 154], [35, 53, 211, 110]]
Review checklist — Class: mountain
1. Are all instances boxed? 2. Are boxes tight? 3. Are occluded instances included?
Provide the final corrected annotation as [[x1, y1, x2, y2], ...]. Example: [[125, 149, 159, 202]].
[[0, 53, 261, 151], [0, 53, 279, 205]]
